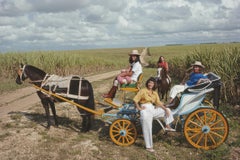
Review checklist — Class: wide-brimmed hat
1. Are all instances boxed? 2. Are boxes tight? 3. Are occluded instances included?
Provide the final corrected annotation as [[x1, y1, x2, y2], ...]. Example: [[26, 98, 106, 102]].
[[129, 50, 141, 56], [191, 61, 205, 68]]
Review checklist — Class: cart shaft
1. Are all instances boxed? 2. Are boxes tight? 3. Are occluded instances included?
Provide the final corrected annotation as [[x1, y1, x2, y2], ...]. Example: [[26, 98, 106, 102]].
[[33, 85, 104, 116]]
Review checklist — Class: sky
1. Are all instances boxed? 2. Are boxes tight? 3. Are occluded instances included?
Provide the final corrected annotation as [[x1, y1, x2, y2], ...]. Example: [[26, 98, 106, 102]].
[[0, 0, 240, 53]]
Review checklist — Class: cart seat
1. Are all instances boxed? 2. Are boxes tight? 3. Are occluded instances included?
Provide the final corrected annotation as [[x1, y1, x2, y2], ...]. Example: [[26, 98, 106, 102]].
[[167, 82, 211, 110], [120, 73, 143, 92], [169, 73, 221, 112]]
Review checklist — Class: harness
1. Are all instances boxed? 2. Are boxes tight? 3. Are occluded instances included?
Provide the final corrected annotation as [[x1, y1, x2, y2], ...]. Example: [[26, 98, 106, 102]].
[[17, 65, 26, 82], [18, 65, 89, 100], [40, 74, 89, 100]]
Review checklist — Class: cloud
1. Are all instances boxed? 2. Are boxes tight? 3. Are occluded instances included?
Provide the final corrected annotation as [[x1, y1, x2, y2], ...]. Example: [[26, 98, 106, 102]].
[[0, 0, 239, 52]]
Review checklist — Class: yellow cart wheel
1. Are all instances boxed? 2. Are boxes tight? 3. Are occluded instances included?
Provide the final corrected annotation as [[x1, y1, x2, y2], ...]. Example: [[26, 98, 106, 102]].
[[184, 108, 229, 150], [109, 119, 137, 146]]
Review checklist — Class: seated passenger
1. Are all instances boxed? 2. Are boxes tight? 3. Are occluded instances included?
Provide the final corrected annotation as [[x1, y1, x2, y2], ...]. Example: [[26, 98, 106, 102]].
[[133, 77, 175, 152], [169, 61, 209, 103], [103, 50, 143, 99]]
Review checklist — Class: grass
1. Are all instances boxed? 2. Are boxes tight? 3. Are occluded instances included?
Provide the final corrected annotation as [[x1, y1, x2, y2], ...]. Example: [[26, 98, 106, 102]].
[[1, 42, 240, 101], [148, 42, 240, 59], [0, 79, 25, 94]]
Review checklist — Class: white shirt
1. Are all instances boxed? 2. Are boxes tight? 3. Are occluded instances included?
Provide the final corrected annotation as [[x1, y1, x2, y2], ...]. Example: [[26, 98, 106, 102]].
[[131, 61, 142, 81]]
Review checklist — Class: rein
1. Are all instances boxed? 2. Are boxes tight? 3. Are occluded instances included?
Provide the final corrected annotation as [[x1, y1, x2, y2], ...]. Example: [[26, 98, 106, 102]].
[[18, 65, 50, 86], [26, 76, 49, 85]]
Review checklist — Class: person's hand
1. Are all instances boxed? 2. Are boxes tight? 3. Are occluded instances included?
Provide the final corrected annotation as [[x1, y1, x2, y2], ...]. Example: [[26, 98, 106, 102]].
[[135, 104, 145, 111], [139, 106, 146, 111], [119, 72, 127, 77], [197, 78, 210, 84]]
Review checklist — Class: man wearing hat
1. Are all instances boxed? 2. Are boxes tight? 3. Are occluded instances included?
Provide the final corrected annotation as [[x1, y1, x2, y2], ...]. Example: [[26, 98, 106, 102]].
[[103, 50, 143, 99], [168, 61, 209, 103]]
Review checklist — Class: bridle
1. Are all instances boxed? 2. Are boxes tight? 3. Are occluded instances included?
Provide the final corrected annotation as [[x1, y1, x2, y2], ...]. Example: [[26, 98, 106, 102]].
[[17, 64, 49, 85], [17, 65, 27, 83]]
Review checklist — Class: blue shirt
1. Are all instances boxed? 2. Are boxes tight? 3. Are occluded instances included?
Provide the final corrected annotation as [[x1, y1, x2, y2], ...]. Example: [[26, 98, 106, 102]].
[[186, 73, 208, 86]]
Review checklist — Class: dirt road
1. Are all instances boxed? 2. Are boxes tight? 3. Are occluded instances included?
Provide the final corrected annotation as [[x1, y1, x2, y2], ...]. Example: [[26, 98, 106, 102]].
[[0, 70, 119, 118]]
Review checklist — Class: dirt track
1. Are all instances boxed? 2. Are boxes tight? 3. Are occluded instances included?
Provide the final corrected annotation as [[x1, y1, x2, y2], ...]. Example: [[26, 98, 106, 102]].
[[0, 70, 119, 118]]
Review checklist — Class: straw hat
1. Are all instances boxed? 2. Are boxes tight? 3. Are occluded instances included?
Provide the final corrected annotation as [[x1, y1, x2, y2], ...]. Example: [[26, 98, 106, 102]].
[[191, 61, 205, 68], [129, 50, 141, 56]]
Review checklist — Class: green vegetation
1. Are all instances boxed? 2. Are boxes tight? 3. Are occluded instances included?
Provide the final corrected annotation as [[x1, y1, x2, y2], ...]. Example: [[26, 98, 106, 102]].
[[0, 47, 145, 79], [168, 46, 240, 104], [1, 42, 239, 104]]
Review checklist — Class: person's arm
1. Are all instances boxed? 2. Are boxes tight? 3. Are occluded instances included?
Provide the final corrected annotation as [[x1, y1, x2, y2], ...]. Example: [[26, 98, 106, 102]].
[[126, 65, 131, 71], [134, 101, 143, 111], [181, 72, 190, 85], [133, 89, 144, 111], [119, 70, 133, 77], [181, 68, 193, 85]]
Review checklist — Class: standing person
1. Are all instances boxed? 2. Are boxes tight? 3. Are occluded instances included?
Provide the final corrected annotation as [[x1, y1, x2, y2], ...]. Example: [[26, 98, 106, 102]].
[[157, 56, 171, 83], [133, 77, 175, 152], [103, 50, 142, 99], [168, 61, 209, 103]]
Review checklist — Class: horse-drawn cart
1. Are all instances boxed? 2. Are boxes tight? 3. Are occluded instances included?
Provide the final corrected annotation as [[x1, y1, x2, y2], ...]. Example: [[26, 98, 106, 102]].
[[16, 64, 228, 150], [102, 72, 229, 150]]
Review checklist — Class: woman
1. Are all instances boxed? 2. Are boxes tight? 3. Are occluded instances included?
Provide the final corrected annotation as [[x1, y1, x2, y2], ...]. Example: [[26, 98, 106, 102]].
[[157, 56, 171, 84], [169, 61, 209, 103], [157, 56, 169, 78], [133, 77, 175, 152], [103, 50, 142, 99]]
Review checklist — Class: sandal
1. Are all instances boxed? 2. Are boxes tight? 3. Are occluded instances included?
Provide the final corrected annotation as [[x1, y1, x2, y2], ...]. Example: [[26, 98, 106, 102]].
[[146, 148, 155, 152]]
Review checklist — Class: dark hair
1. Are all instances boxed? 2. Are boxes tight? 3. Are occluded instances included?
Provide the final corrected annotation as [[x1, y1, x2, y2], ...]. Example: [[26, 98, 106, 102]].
[[157, 56, 164, 63], [145, 77, 157, 91], [129, 55, 141, 64], [193, 65, 204, 73]]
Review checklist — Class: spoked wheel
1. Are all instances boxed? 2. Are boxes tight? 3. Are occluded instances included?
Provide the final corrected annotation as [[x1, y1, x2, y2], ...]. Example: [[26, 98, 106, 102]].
[[184, 108, 229, 150], [109, 119, 137, 146]]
